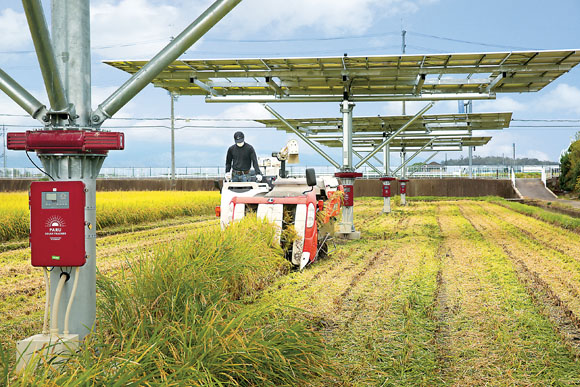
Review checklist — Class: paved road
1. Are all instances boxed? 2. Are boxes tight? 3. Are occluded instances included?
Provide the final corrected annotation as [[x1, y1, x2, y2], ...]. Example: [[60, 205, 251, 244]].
[[515, 178, 557, 200]]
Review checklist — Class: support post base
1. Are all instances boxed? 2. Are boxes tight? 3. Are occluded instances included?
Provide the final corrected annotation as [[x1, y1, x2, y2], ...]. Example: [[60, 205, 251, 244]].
[[16, 333, 79, 372], [335, 231, 361, 240]]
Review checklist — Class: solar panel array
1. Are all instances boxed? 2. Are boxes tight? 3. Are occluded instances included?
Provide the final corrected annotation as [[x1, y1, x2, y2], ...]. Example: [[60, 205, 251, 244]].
[[256, 112, 512, 134], [105, 50, 580, 101]]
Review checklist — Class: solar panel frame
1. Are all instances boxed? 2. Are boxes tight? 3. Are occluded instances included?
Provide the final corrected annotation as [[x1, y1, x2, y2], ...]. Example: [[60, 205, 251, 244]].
[[105, 50, 580, 101], [318, 136, 492, 149], [255, 112, 512, 134]]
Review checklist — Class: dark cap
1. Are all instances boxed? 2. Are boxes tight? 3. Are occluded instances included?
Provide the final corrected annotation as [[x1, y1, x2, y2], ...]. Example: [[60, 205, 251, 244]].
[[234, 131, 245, 143]]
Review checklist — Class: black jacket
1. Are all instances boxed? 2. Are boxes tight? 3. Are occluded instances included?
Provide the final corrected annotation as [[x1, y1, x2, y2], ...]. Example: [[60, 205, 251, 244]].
[[225, 143, 261, 174]]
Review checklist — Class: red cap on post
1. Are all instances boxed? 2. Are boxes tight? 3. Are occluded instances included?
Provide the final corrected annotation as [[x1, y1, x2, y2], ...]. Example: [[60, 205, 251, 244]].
[[380, 177, 397, 181], [335, 172, 363, 178], [7, 130, 124, 154]]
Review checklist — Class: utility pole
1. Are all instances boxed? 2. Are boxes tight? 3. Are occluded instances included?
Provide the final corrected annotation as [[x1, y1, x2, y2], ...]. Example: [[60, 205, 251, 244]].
[[170, 91, 177, 181], [1, 124, 5, 176], [513, 142, 516, 171], [401, 29, 406, 115]]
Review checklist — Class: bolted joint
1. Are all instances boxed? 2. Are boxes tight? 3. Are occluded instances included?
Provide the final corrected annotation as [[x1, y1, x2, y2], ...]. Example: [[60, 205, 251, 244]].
[[340, 99, 355, 113]]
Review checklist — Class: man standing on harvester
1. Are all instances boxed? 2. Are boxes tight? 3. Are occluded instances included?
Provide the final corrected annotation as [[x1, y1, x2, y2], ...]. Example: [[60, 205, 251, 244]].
[[225, 131, 262, 182]]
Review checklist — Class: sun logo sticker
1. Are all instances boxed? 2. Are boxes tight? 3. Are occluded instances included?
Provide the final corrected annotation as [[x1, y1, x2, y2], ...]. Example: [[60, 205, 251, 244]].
[[45, 216, 66, 229]]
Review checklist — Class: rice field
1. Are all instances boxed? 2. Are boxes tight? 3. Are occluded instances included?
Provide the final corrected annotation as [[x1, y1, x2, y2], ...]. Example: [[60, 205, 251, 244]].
[[2, 193, 580, 385], [0, 191, 220, 242]]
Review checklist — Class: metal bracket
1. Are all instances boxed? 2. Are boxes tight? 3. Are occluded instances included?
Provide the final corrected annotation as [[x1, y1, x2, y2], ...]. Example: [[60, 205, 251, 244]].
[[190, 77, 222, 97]]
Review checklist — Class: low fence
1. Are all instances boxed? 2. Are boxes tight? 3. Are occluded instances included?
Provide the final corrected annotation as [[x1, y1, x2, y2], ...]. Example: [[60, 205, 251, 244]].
[[0, 164, 560, 180]]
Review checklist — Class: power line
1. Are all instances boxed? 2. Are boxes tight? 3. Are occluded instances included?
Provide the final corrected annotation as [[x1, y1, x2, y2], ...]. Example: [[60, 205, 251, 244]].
[[406, 31, 541, 51], [206, 32, 400, 43]]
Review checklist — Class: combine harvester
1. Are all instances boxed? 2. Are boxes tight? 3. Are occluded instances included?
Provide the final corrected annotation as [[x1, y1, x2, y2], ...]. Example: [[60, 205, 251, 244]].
[[217, 141, 343, 270]]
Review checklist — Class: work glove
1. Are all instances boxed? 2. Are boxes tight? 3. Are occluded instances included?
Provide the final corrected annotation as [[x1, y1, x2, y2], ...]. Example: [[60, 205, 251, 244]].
[[225, 171, 232, 181], [256, 174, 263, 182]]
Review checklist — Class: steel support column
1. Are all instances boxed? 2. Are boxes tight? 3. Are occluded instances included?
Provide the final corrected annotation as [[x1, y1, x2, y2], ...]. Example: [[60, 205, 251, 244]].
[[468, 145, 473, 178], [383, 143, 391, 176], [341, 99, 355, 170], [336, 99, 361, 239], [42, 0, 99, 340], [170, 92, 176, 180]]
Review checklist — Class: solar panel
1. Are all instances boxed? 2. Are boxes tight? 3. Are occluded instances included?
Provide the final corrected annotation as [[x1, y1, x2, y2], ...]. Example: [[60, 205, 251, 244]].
[[256, 112, 512, 134], [105, 50, 580, 102], [316, 136, 491, 149]]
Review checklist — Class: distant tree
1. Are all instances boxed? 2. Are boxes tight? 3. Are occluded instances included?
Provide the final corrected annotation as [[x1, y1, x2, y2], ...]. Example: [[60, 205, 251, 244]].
[[560, 132, 580, 192], [440, 155, 556, 166]]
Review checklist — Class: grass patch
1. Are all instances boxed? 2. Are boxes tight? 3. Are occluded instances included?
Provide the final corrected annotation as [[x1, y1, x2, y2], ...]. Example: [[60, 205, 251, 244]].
[[487, 197, 580, 231], [7, 217, 333, 385]]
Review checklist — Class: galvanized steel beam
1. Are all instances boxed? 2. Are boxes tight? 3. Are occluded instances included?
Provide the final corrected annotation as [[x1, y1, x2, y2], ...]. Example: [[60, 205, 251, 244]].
[[409, 151, 439, 176], [205, 93, 494, 103], [92, 0, 242, 125], [392, 139, 435, 176], [263, 104, 340, 169], [23, 0, 68, 113], [354, 102, 435, 169], [0, 68, 48, 122]]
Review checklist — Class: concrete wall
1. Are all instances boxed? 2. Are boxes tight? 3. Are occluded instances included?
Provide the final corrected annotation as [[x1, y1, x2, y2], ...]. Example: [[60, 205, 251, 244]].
[[355, 178, 518, 199], [0, 179, 217, 192], [0, 178, 517, 198]]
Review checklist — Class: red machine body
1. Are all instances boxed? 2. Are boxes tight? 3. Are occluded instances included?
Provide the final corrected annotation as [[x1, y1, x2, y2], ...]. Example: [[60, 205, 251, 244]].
[[29, 181, 87, 267], [8, 130, 124, 154]]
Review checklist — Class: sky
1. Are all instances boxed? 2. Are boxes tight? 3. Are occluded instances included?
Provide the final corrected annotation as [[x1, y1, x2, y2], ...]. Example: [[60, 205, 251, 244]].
[[1, 0, 580, 170]]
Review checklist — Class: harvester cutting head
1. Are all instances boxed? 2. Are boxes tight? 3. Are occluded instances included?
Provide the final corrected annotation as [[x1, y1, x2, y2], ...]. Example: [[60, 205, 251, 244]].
[[217, 168, 343, 270]]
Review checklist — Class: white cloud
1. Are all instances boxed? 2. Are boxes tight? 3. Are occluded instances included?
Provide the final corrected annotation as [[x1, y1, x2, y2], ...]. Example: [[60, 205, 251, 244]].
[[0, 8, 30, 51], [524, 149, 550, 161], [90, 0, 194, 59], [535, 83, 580, 115], [226, 0, 432, 37], [119, 103, 271, 147], [475, 97, 527, 113]]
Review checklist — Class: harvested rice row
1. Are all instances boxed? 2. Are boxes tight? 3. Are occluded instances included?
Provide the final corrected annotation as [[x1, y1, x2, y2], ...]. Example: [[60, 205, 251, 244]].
[[254, 200, 444, 385], [324, 208, 443, 385], [437, 203, 580, 385], [461, 202, 580, 319], [480, 201, 580, 259]]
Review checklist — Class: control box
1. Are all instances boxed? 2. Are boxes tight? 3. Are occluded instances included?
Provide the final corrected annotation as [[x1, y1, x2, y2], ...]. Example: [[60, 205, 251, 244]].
[[29, 181, 87, 267]]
